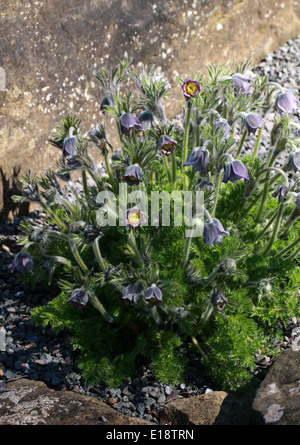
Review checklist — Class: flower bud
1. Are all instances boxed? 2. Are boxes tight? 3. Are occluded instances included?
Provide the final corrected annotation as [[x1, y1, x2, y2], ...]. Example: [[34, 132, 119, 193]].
[[274, 90, 298, 115], [211, 292, 228, 311], [231, 73, 253, 95], [138, 110, 155, 131], [243, 113, 265, 135], [220, 258, 237, 274], [184, 147, 210, 174], [286, 151, 300, 172], [145, 284, 163, 307], [122, 283, 142, 305]]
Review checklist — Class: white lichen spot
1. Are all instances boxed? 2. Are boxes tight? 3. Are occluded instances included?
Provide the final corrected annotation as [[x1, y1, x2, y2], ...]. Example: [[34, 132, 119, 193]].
[[267, 383, 280, 395], [264, 404, 284, 423], [216, 23, 223, 31]]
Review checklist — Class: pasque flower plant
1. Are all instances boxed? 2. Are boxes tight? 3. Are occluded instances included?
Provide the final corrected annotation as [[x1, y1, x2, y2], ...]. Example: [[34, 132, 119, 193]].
[[13, 59, 300, 390]]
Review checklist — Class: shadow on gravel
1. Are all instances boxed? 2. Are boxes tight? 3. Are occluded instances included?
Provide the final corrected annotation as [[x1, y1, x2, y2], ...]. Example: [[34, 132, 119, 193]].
[[0, 166, 30, 224]]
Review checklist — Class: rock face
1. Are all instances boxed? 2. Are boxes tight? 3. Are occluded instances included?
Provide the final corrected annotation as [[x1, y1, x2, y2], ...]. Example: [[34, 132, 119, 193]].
[[252, 348, 300, 425], [0, 0, 299, 221], [0, 378, 154, 425]]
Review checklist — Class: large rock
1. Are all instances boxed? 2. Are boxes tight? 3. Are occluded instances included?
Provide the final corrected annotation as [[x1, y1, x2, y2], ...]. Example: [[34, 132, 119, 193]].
[[0, 0, 300, 221], [252, 347, 300, 425], [0, 378, 154, 425]]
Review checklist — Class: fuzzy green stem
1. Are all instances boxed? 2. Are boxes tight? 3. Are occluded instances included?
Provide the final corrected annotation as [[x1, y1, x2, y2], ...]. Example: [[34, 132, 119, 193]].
[[69, 236, 89, 273], [163, 155, 172, 183], [261, 203, 284, 256], [81, 170, 89, 199], [255, 210, 278, 242], [182, 102, 192, 190], [171, 151, 177, 187], [275, 235, 300, 259], [236, 129, 247, 158], [129, 229, 144, 268], [89, 293, 114, 323], [253, 127, 263, 158], [104, 154, 118, 194], [40, 202, 67, 231], [285, 244, 300, 261], [191, 336, 207, 359], [92, 237, 107, 272], [195, 122, 200, 147], [211, 172, 222, 217]]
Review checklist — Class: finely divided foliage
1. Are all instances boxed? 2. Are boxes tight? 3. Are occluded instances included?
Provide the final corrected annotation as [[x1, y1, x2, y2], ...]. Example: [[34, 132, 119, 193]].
[[13, 60, 300, 390]]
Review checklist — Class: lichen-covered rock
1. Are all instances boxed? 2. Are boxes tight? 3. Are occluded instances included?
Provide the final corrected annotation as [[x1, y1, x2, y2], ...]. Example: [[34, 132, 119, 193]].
[[0, 379, 154, 425], [0, 0, 299, 220], [252, 348, 300, 425]]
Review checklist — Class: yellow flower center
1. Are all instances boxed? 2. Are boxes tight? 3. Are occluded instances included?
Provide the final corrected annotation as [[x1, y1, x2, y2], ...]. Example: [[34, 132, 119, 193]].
[[128, 211, 141, 225], [186, 81, 199, 95], [163, 143, 173, 152]]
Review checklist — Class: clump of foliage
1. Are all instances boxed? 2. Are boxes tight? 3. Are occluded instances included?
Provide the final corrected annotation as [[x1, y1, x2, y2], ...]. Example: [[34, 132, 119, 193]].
[[13, 59, 300, 390]]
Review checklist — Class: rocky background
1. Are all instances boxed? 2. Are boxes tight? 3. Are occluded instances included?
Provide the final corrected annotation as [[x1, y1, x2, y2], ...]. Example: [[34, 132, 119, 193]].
[[0, 0, 300, 222]]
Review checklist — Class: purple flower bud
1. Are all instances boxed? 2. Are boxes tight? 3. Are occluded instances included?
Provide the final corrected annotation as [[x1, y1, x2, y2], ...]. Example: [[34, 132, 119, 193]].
[[11, 251, 34, 274], [123, 283, 142, 305], [101, 95, 114, 115], [67, 288, 90, 310], [182, 78, 202, 98], [286, 151, 300, 172], [123, 164, 143, 186], [126, 206, 147, 228], [244, 113, 265, 135], [232, 73, 253, 95], [184, 147, 210, 173], [145, 284, 163, 307], [138, 110, 155, 131], [211, 292, 228, 311], [272, 185, 288, 203], [63, 135, 78, 158], [214, 120, 233, 141], [119, 113, 143, 136], [158, 135, 177, 156], [197, 179, 215, 191], [274, 90, 298, 115], [203, 218, 230, 247], [88, 127, 105, 145], [223, 159, 249, 184]]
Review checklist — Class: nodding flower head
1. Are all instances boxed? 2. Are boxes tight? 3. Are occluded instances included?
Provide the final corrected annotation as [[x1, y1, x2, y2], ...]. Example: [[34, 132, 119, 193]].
[[123, 164, 143, 186], [211, 292, 228, 311], [138, 110, 155, 131], [274, 90, 298, 115], [182, 78, 202, 98], [88, 127, 105, 145], [223, 159, 249, 184], [119, 113, 143, 136], [67, 288, 90, 310], [244, 113, 265, 135], [272, 184, 288, 203], [203, 218, 230, 247], [100, 95, 115, 115], [286, 151, 300, 172], [63, 128, 78, 158], [145, 284, 163, 307], [158, 135, 177, 156], [232, 73, 253, 95], [184, 147, 210, 174], [11, 251, 34, 274], [126, 206, 147, 228], [122, 283, 143, 305]]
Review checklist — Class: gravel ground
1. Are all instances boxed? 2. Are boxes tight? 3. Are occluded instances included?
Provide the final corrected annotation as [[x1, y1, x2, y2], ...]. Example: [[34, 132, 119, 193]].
[[0, 36, 299, 424]]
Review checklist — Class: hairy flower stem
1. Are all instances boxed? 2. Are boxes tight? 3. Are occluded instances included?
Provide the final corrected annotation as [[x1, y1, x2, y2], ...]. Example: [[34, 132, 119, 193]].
[[191, 336, 207, 359], [182, 101, 192, 190], [163, 155, 172, 183], [171, 152, 177, 187], [81, 170, 89, 199], [40, 202, 67, 231], [69, 236, 89, 273], [261, 203, 284, 256], [92, 237, 107, 272], [280, 216, 300, 239], [89, 293, 114, 323], [195, 121, 200, 147], [255, 210, 278, 242], [128, 230, 144, 268], [275, 234, 300, 259], [253, 127, 263, 158], [211, 172, 222, 217], [235, 129, 247, 158], [285, 244, 300, 261], [104, 154, 118, 194]]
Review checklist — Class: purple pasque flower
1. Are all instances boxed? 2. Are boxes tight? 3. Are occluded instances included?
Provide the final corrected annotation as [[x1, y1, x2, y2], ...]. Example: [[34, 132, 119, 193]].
[[223, 159, 249, 184], [11, 251, 34, 274], [286, 151, 300, 172], [145, 284, 163, 307], [272, 184, 288, 203], [63, 132, 78, 158], [123, 283, 143, 305], [214, 119, 233, 141], [244, 112, 265, 135], [119, 113, 143, 136], [158, 135, 177, 156], [203, 218, 230, 247], [184, 147, 210, 174], [126, 206, 147, 228], [232, 73, 253, 95], [67, 288, 90, 310], [138, 110, 155, 131], [182, 78, 202, 98], [123, 164, 143, 186], [274, 90, 298, 115], [211, 292, 228, 311]]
